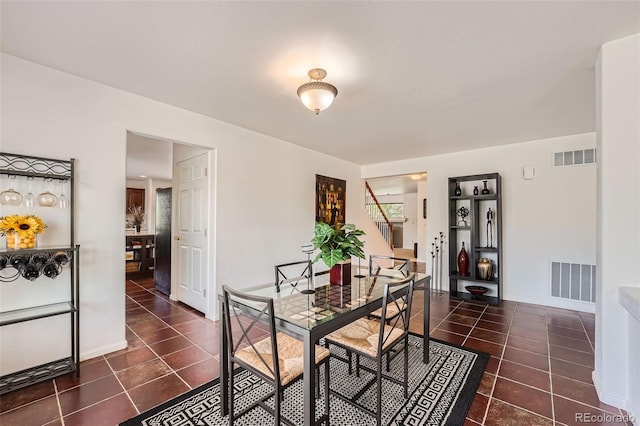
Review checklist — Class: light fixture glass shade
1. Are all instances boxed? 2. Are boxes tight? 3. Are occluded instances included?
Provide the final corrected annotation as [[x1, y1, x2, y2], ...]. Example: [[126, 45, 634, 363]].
[[297, 69, 338, 115], [297, 82, 338, 114]]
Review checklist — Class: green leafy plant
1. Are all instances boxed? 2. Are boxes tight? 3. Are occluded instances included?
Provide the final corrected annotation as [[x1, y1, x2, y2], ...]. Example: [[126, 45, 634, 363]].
[[311, 222, 365, 268]]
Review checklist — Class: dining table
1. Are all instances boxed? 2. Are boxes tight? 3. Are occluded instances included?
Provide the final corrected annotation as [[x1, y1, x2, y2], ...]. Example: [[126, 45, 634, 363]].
[[218, 268, 431, 426]]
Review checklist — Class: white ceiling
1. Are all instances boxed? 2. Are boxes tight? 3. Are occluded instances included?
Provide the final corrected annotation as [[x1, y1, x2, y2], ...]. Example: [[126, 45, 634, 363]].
[[126, 133, 173, 181], [368, 173, 425, 196], [2, 1, 639, 166]]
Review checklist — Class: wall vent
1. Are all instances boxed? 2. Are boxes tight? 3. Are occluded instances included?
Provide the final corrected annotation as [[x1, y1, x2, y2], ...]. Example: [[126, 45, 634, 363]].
[[550, 262, 596, 303], [553, 148, 596, 167]]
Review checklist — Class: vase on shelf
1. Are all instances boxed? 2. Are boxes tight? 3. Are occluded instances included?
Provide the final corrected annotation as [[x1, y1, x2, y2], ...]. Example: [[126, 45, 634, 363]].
[[454, 182, 462, 196], [135, 223, 141, 233], [477, 258, 493, 280], [473, 186, 479, 195], [330, 259, 351, 286], [457, 242, 469, 276], [5, 231, 37, 250], [481, 180, 490, 195]]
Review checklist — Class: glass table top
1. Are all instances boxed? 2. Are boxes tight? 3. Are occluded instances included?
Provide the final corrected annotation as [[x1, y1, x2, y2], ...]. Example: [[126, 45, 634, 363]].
[[233, 270, 425, 331]]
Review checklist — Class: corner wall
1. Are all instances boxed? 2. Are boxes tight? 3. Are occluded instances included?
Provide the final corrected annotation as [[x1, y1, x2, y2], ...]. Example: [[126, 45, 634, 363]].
[[594, 33, 640, 416]]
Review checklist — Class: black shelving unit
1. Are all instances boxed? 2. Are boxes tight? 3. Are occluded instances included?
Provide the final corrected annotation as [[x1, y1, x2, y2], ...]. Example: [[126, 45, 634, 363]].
[[448, 173, 502, 305], [125, 234, 155, 279], [0, 153, 80, 395]]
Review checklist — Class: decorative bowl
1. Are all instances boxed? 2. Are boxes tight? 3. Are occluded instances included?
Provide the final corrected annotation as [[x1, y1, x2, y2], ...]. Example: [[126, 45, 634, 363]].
[[465, 285, 489, 297]]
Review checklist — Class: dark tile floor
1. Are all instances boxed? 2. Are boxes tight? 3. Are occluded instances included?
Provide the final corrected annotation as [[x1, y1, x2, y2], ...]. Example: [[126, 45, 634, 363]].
[[0, 277, 631, 425]]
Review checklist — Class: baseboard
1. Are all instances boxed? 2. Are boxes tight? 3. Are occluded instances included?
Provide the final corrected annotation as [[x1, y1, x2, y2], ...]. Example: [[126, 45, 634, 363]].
[[592, 370, 630, 412], [502, 294, 595, 314], [627, 399, 639, 426], [80, 339, 127, 361]]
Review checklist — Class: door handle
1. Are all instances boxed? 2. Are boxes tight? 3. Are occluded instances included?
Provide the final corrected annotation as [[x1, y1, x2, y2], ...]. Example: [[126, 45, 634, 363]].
[[174, 236, 180, 240]]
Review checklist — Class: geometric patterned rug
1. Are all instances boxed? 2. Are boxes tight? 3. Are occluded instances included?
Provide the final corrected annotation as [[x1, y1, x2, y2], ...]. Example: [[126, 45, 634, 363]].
[[120, 335, 488, 426]]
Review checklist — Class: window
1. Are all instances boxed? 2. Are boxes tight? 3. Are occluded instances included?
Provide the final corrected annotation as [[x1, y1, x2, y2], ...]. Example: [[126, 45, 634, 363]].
[[380, 203, 404, 220]]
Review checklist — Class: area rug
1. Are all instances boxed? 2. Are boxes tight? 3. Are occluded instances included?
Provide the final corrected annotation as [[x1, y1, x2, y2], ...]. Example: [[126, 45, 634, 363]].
[[121, 335, 488, 426]]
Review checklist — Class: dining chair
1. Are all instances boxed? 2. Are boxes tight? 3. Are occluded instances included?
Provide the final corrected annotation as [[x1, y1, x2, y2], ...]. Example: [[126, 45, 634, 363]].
[[369, 255, 411, 323], [369, 254, 410, 278], [274, 259, 313, 293], [323, 276, 415, 426], [222, 285, 330, 426]]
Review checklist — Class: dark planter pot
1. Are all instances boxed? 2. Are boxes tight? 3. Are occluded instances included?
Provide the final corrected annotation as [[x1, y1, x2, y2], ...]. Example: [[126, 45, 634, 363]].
[[330, 260, 351, 286]]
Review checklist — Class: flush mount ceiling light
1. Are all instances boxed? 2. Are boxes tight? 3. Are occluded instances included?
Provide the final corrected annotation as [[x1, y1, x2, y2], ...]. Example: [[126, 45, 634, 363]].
[[297, 68, 338, 115]]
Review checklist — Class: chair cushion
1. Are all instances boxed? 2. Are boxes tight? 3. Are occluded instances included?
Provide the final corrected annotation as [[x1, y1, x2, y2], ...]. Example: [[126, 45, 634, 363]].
[[325, 318, 405, 358], [235, 332, 330, 386], [369, 301, 407, 319]]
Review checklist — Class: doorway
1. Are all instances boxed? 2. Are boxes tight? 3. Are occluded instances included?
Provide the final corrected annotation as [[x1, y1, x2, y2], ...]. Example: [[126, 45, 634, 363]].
[[126, 132, 213, 315], [365, 172, 427, 261]]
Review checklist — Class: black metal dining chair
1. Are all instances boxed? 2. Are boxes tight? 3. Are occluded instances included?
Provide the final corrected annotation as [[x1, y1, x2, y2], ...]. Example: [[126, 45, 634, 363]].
[[369, 254, 410, 278], [369, 255, 411, 323], [323, 276, 415, 426], [274, 259, 313, 293], [222, 285, 330, 425]]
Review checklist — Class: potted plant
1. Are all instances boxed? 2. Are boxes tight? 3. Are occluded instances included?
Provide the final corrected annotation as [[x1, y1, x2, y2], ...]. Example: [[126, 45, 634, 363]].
[[311, 222, 365, 285], [127, 206, 145, 233]]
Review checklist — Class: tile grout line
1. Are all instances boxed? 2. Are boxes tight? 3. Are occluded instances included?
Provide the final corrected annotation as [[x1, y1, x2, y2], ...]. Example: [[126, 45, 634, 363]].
[[546, 307, 558, 426], [125, 288, 194, 391], [127, 278, 221, 375], [104, 348, 141, 416], [53, 376, 65, 426], [125, 279, 223, 392], [481, 301, 516, 425]]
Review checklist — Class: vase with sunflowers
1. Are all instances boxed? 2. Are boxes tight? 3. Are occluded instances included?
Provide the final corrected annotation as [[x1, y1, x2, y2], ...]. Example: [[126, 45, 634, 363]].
[[0, 214, 47, 249]]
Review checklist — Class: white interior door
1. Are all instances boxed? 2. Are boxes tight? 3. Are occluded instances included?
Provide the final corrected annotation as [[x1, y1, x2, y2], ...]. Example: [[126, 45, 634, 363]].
[[176, 153, 209, 312]]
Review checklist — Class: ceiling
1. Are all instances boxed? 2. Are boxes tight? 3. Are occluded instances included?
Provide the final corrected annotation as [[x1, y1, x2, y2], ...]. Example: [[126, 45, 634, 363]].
[[126, 133, 173, 182], [2, 1, 639, 166], [367, 173, 425, 196]]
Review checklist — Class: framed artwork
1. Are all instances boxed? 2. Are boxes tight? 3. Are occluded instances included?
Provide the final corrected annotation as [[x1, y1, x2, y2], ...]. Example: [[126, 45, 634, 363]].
[[315, 174, 346, 225]]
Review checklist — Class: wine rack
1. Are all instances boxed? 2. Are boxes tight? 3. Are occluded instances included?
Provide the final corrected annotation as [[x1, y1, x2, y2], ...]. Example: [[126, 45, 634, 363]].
[[0, 152, 80, 395]]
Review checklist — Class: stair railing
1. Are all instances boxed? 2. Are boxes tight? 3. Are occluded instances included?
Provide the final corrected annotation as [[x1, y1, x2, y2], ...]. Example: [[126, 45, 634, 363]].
[[365, 181, 394, 249]]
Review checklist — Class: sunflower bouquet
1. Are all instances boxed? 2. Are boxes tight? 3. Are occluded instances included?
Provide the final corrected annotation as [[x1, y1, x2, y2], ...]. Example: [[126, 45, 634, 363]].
[[0, 214, 47, 249]]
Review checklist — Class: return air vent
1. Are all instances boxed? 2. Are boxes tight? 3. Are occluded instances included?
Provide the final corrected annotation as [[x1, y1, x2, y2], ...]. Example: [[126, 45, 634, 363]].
[[553, 149, 596, 167], [550, 262, 596, 303]]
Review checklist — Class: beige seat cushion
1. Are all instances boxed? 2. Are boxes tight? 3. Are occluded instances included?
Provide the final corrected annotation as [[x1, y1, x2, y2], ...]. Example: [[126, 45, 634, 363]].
[[325, 318, 405, 358], [235, 332, 330, 386], [370, 300, 407, 320]]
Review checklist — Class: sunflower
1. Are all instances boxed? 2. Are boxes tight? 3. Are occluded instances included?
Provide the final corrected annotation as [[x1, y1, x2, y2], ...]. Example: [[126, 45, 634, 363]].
[[0, 215, 19, 236], [15, 216, 40, 238], [29, 215, 47, 234], [0, 214, 47, 237]]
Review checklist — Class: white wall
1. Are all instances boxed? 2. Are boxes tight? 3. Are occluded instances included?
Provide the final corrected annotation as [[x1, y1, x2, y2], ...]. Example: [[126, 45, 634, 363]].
[[594, 33, 640, 416], [364, 132, 597, 312], [0, 54, 369, 372], [403, 193, 418, 250]]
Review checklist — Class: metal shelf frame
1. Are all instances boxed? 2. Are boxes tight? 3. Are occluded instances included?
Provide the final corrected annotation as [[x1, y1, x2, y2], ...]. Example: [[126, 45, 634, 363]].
[[0, 152, 79, 395]]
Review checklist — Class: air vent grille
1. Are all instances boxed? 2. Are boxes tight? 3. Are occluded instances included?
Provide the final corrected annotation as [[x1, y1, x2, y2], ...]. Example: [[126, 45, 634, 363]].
[[553, 149, 596, 167], [550, 262, 596, 303]]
